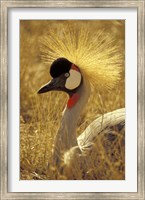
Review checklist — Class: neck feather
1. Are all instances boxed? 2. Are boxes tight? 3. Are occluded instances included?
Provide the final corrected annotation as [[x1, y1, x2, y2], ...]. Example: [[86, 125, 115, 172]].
[[52, 79, 91, 165]]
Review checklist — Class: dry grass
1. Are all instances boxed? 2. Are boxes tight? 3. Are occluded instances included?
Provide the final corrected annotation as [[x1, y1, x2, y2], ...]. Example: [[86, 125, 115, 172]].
[[20, 20, 125, 180]]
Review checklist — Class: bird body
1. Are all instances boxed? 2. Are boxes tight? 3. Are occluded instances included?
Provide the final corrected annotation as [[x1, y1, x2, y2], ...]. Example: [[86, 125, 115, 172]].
[[62, 108, 125, 180], [38, 23, 125, 179], [78, 107, 125, 148]]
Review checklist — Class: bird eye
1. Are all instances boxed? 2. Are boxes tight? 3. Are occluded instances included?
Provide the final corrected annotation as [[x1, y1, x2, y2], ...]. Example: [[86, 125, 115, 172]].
[[64, 73, 70, 78]]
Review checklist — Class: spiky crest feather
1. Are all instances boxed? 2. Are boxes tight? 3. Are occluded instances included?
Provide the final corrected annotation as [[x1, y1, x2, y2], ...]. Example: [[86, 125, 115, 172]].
[[40, 23, 123, 92]]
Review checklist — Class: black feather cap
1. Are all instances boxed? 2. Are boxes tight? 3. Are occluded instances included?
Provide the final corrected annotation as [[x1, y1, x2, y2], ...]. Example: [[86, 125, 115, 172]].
[[50, 58, 72, 78]]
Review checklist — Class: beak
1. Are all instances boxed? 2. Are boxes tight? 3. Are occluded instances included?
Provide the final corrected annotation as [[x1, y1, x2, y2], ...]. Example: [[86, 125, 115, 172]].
[[37, 77, 62, 94]]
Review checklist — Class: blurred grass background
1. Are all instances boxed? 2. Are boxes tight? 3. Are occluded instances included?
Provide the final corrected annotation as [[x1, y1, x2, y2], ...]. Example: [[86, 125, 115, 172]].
[[20, 20, 125, 180]]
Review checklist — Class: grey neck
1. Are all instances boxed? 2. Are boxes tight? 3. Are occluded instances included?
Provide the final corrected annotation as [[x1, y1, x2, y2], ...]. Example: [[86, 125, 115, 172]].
[[52, 79, 91, 165]]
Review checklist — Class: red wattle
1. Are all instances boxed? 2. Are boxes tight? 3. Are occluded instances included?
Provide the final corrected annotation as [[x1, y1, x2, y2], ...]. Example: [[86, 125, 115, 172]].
[[67, 93, 80, 109]]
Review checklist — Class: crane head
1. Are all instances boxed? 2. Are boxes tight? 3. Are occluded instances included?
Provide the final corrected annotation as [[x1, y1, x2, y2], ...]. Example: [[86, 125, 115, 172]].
[[37, 58, 83, 96]]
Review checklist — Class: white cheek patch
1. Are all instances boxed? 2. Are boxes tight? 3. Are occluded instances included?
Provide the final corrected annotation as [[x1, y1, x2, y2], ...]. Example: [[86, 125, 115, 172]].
[[65, 69, 81, 90]]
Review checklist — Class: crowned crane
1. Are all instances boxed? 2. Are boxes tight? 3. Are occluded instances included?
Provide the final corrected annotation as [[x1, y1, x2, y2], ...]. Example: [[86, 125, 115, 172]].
[[38, 23, 125, 180]]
